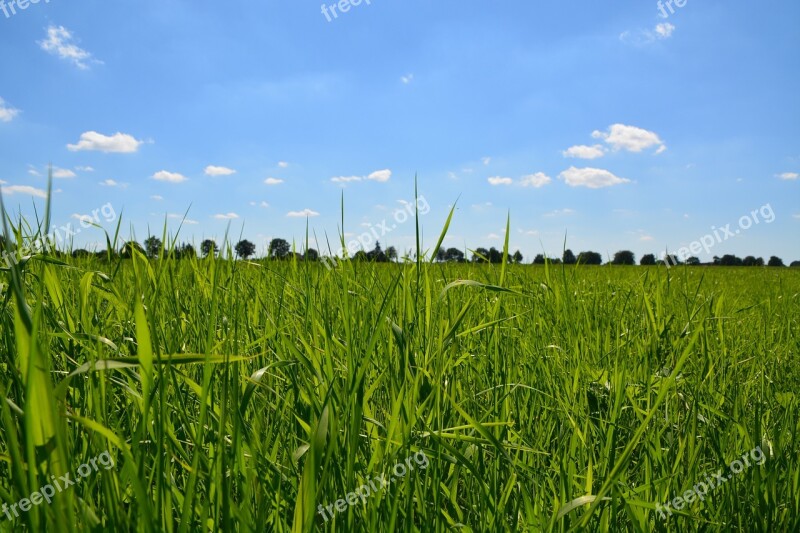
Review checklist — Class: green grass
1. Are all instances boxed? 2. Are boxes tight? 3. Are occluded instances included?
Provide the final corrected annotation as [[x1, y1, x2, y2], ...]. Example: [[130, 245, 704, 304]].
[[1, 202, 799, 531]]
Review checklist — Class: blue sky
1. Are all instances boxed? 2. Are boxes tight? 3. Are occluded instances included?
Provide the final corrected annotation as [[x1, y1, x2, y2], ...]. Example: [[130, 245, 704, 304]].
[[1, 0, 798, 262]]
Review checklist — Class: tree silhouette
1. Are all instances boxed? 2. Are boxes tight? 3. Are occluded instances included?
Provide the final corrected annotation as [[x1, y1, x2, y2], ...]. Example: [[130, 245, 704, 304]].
[[144, 236, 162, 259], [768, 256, 785, 267], [640, 253, 656, 266], [444, 247, 465, 263], [686, 256, 701, 265], [612, 250, 635, 265], [268, 238, 291, 259], [120, 241, 145, 259], [533, 254, 546, 265], [472, 248, 490, 263], [562, 249, 577, 265], [304, 248, 319, 261], [386, 246, 398, 262], [488, 247, 503, 264], [577, 251, 602, 265], [235, 239, 256, 259], [512, 250, 523, 264], [201, 239, 219, 258]]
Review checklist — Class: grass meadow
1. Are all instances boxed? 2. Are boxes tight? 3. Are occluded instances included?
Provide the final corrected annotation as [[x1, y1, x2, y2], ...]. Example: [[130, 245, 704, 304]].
[[1, 205, 799, 532]]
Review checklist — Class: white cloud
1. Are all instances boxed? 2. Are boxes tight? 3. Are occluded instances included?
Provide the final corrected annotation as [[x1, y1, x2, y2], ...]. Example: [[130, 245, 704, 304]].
[[559, 167, 630, 188], [213, 213, 240, 220], [67, 131, 143, 153], [75, 166, 94, 172], [151, 195, 164, 201], [260, 201, 269, 208], [519, 172, 552, 188], [204, 165, 236, 176], [655, 23, 676, 39], [167, 213, 198, 224], [331, 176, 362, 184], [543, 208, 575, 217], [488, 176, 513, 186], [620, 23, 676, 45], [52, 166, 76, 179], [793, 213, 800, 219], [1, 184, 47, 198], [592, 124, 666, 153], [152, 170, 188, 183], [278, 161, 289, 168], [401, 74, 414, 84], [563, 144, 605, 160], [367, 169, 392, 182], [27, 166, 41, 177], [264, 177, 284, 185], [777, 172, 798, 180], [286, 209, 320, 218], [99, 179, 127, 188], [0, 97, 20, 122], [39, 26, 100, 70], [482, 157, 492, 166], [0, 180, 6, 185], [487, 233, 501, 240]]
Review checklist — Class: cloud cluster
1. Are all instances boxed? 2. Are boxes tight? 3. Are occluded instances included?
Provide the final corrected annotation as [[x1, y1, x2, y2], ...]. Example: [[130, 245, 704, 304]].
[[204, 165, 236, 176], [558, 167, 630, 189], [488, 173, 552, 188], [152, 170, 188, 183], [330, 169, 392, 185], [39, 26, 100, 70], [287, 208, 320, 218], [0, 97, 19, 122], [592, 124, 666, 154], [68, 131, 143, 153]]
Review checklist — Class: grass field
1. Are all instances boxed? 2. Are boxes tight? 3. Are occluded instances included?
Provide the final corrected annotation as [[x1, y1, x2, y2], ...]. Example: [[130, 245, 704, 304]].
[[1, 212, 799, 532]]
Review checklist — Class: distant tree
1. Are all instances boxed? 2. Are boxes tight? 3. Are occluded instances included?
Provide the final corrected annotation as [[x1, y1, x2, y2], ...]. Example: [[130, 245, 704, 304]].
[[179, 243, 197, 259], [144, 236, 162, 259], [577, 251, 602, 265], [488, 247, 503, 264], [235, 239, 256, 259], [71, 248, 92, 259], [304, 248, 319, 261], [472, 247, 490, 263], [120, 241, 145, 259], [719, 254, 742, 266], [353, 250, 368, 262], [201, 239, 219, 258], [435, 247, 446, 262], [367, 242, 387, 262], [612, 250, 636, 265], [386, 246, 398, 262], [742, 256, 760, 266], [768, 256, 785, 267], [512, 250, 523, 264], [551, 258, 562, 265], [790, 260, 800, 267], [686, 256, 701, 265], [640, 253, 657, 266], [562, 249, 577, 265], [444, 247, 465, 263], [533, 254, 546, 265], [268, 238, 291, 259]]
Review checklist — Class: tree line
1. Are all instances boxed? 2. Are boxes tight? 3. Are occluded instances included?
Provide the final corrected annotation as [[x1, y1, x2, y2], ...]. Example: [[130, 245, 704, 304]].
[[2, 235, 797, 267]]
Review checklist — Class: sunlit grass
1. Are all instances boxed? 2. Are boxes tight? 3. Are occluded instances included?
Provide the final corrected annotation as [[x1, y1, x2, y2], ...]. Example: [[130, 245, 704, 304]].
[[1, 188, 799, 532]]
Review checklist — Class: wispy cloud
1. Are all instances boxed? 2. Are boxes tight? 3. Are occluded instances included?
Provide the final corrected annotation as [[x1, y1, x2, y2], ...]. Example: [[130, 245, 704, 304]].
[[592, 124, 666, 154], [559, 167, 630, 188], [67, 131, 143, 153], [204, 165, 236, 176], [368, 169, 391, 182], [264, 177, 284, 185], [152, 170, 188, 183], [278, 161, 289, 168], [52, 166, 76, 179], [620, 23, 676, 46], [75, 166, 94, 172], [99, 179, 128, 188], [563, 144, 605, 160], [1, 184, 47, 198], [0, 97, 20, 122], [286, 208, 320, 218], [401, 73, 414, 84], [519, 172, 552, 188], [777, 172, 798, 180], [39, 26, 100, 70], [331, 169, 392, 185], [213, 213, 240, 220], [488, 176, 513, 186], [151, 195, 164, 201]]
